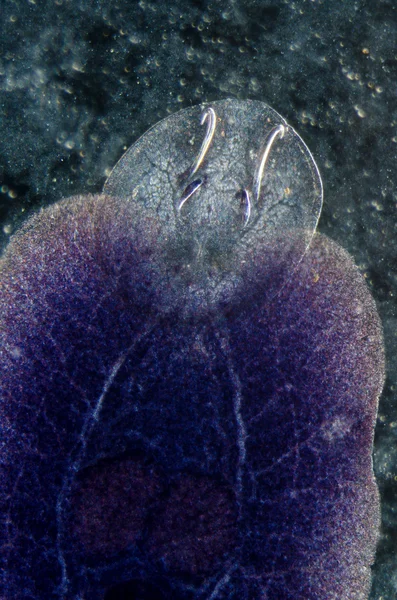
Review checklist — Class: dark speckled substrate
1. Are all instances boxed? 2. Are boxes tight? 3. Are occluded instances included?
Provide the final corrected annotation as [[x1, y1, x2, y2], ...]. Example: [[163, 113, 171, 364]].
[[0, 194, 384, 599]]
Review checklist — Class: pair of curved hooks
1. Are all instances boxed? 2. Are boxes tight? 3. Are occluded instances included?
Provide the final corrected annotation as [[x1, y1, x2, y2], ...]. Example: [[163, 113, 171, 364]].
[[178, 106, 286, 227]]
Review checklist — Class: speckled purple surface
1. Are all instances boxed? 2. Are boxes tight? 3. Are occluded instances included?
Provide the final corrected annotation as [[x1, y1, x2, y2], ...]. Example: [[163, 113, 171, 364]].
[[1, 190, 383, 598]]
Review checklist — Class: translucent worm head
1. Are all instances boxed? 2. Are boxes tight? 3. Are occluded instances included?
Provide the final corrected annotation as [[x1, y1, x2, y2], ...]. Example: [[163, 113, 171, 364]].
[[104, 99, 323, 300]]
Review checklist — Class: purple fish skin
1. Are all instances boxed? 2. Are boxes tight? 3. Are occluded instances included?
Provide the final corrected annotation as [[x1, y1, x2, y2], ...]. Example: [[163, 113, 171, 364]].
[[0, 193, 384, 599]]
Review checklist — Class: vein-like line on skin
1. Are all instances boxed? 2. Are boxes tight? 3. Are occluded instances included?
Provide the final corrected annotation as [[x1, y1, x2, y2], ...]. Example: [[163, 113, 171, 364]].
[[54, 318, 158, 597], [215, 326, 247, 516]]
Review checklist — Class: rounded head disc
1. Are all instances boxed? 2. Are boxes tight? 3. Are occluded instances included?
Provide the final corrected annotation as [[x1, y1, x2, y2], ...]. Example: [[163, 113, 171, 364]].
[[104, 99, 323, 301]]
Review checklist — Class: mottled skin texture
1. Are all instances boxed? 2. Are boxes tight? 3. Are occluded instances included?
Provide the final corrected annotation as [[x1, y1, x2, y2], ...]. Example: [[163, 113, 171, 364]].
[[0, 193, 384, 599]]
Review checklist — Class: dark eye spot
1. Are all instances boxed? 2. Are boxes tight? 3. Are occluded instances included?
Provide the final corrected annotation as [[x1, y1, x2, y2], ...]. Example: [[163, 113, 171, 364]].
[[179, 178, 203, 212], [237, 188, 251, 226]]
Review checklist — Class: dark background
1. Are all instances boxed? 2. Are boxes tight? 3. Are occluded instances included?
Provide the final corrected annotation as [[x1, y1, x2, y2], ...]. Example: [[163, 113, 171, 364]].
[[0, 0, 395, 597]]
